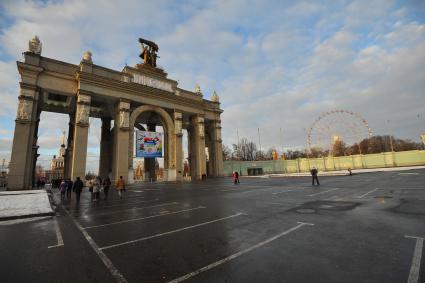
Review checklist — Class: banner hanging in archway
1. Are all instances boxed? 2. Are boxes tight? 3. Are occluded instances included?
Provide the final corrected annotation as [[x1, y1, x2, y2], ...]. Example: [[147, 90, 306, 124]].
[[136, 131, 163, 158]]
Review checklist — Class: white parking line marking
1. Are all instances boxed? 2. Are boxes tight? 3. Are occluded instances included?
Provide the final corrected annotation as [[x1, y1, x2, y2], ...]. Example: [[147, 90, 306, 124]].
[[63, 208, 127, 282], [405, 235, 424, 283], [272, 190, 294, 195], [48, 218, 64, 249], [307, 188, 340, 197], [356, 188, 379, 198], [84, 206, 206, 229], [75, 195, 147, 206], [100, 212, 245, 251], [90, 198, 157, 209], [82, 202, 179, 217], [167, 221, 314, 283]]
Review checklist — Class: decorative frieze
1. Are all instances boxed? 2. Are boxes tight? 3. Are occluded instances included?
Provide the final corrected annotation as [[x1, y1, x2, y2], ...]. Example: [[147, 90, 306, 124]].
[[16, 97, 33, 121], [174, 112, 182, 135], [119, 101, 130, 129], [197, 116, 205, 138], [215, 121, 222, 141], [76, 94, 91, 126], [132, 73, 173, 92], [16, 88, 37, 122]]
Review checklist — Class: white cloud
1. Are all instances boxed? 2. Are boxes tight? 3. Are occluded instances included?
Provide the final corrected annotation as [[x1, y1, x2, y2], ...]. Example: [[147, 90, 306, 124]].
[[0, 0, 424, 164]]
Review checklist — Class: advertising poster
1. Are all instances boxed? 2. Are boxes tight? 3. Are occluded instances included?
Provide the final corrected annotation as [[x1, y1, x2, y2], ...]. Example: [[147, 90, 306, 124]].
[[136, 131, 163, 158]]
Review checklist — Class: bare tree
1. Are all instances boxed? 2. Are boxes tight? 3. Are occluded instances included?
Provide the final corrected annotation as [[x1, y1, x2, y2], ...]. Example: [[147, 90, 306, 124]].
[[233, 138, 257, 161], [222, 144, 232, 161]]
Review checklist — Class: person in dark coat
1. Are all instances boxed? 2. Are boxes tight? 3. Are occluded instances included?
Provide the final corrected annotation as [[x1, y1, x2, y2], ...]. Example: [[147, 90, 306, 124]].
[[103, 177, 111, 200], [311, 167, 320, 186], [66, 178, 73, 200], [72, 177, 84, 203]]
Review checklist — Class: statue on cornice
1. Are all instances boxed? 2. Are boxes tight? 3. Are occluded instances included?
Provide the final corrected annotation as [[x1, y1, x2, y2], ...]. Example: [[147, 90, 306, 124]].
[[195, 85, 202, 96], [139, 38, 159, 67], [28, 35, 42, 55]]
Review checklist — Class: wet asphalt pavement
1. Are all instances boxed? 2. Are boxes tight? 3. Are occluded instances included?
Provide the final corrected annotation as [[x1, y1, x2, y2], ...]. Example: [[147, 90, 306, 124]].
[[0, 170, 424, 283]]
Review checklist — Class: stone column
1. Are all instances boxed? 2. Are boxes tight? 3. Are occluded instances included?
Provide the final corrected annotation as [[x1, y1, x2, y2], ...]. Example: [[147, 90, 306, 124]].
[[8, 83, 41, 190], [174, 112, 183, 181], [112, 100, 130, 183], [209, 119, 224, 177], [144, 123, 156, 181], [64, 114, 75, 179], [30, 114, 41, 186], [99, 118, 112, 179], [190, 115, 206, 180], [70, 92, 91, 181]]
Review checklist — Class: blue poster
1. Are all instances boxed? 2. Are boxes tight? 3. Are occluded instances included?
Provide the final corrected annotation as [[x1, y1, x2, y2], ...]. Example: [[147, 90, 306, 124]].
[[136, 131, 163, 158]]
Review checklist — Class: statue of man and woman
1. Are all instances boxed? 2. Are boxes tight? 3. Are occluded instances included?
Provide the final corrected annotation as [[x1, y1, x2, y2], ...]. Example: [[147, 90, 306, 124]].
[[140, 42, 158, 67]]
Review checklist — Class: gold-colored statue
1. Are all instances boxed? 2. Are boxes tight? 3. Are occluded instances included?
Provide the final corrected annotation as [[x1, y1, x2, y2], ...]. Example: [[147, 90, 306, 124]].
[[139, 38, 159, 67]]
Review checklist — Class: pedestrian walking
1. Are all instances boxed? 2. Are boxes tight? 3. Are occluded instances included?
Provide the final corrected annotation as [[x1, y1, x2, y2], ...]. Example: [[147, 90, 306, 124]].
[[348, 168, 352, 176], [311, 167, 320, 186], [66, 178, 73, 200], [92, 177, 101, 202], [72, 177, 84, 203], [103, 177, 111, 200], [233, 171, 238, 185], [236, 171, 240, 183], [88, 179, 94, 201], [115, 176, 126, 199], [59, 180, 67, 201]]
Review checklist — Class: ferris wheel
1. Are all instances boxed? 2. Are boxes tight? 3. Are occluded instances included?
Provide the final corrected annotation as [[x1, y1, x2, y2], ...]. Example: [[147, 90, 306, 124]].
[[307, 109, 372, 154]]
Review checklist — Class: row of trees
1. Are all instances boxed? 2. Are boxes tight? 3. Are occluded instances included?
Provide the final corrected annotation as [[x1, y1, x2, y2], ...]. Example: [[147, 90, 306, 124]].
[[223, 135, 424, 161]]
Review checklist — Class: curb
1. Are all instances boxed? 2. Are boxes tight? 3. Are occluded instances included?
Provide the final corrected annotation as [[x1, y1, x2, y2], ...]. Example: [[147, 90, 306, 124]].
[[0, 211, 55, 221]]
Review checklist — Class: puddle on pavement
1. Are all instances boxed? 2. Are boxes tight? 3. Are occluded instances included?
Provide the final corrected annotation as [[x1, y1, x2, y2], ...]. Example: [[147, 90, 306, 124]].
[[292, 201, 360, 214], [390, 199, 425, 215]]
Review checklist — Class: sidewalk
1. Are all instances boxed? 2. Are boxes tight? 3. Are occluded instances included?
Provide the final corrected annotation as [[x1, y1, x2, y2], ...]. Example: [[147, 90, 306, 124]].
[[247, 165, 425, 178], [0, 190, 54, 220]]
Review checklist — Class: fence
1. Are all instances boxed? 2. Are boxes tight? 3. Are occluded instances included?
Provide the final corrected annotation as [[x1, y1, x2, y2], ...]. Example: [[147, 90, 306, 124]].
[[223, 150, 425, 176]]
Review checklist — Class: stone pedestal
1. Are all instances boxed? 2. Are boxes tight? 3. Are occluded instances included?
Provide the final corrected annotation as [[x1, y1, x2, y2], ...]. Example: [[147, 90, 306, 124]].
[[64, 115, 75, 179], [174, 112, 183, 181], [70, 93, 90, 180], [189, 115, 206, 180], [112, 100, 130, 183], [8, 84, 40, 190], [208, 120, 224, 177]]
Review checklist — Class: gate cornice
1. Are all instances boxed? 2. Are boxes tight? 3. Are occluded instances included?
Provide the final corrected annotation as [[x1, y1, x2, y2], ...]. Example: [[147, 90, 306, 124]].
[[77, 72, 217, 112]]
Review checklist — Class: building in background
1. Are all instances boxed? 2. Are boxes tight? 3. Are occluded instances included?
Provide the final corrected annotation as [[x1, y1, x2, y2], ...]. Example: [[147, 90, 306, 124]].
[[44, 132, 66, 182]]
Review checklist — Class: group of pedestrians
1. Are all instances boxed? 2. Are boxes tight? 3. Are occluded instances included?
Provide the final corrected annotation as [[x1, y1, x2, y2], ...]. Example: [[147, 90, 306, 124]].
[[36, 178, 46, 189], [57, 175, 125, 203], [86, 176, 113, 202]]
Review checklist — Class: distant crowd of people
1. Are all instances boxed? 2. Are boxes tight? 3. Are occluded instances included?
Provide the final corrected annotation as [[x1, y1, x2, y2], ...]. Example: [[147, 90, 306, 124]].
[[52, 175, 126, 203], [36, 178, 46, 189]]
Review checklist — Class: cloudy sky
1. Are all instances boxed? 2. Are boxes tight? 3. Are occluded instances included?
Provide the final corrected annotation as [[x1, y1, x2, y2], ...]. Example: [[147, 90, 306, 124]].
[[0, 0, 424, 172]]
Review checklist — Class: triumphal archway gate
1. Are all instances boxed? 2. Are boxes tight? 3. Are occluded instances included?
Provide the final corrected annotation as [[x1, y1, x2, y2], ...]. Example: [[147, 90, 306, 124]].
[[7, 36, 224, 190]]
